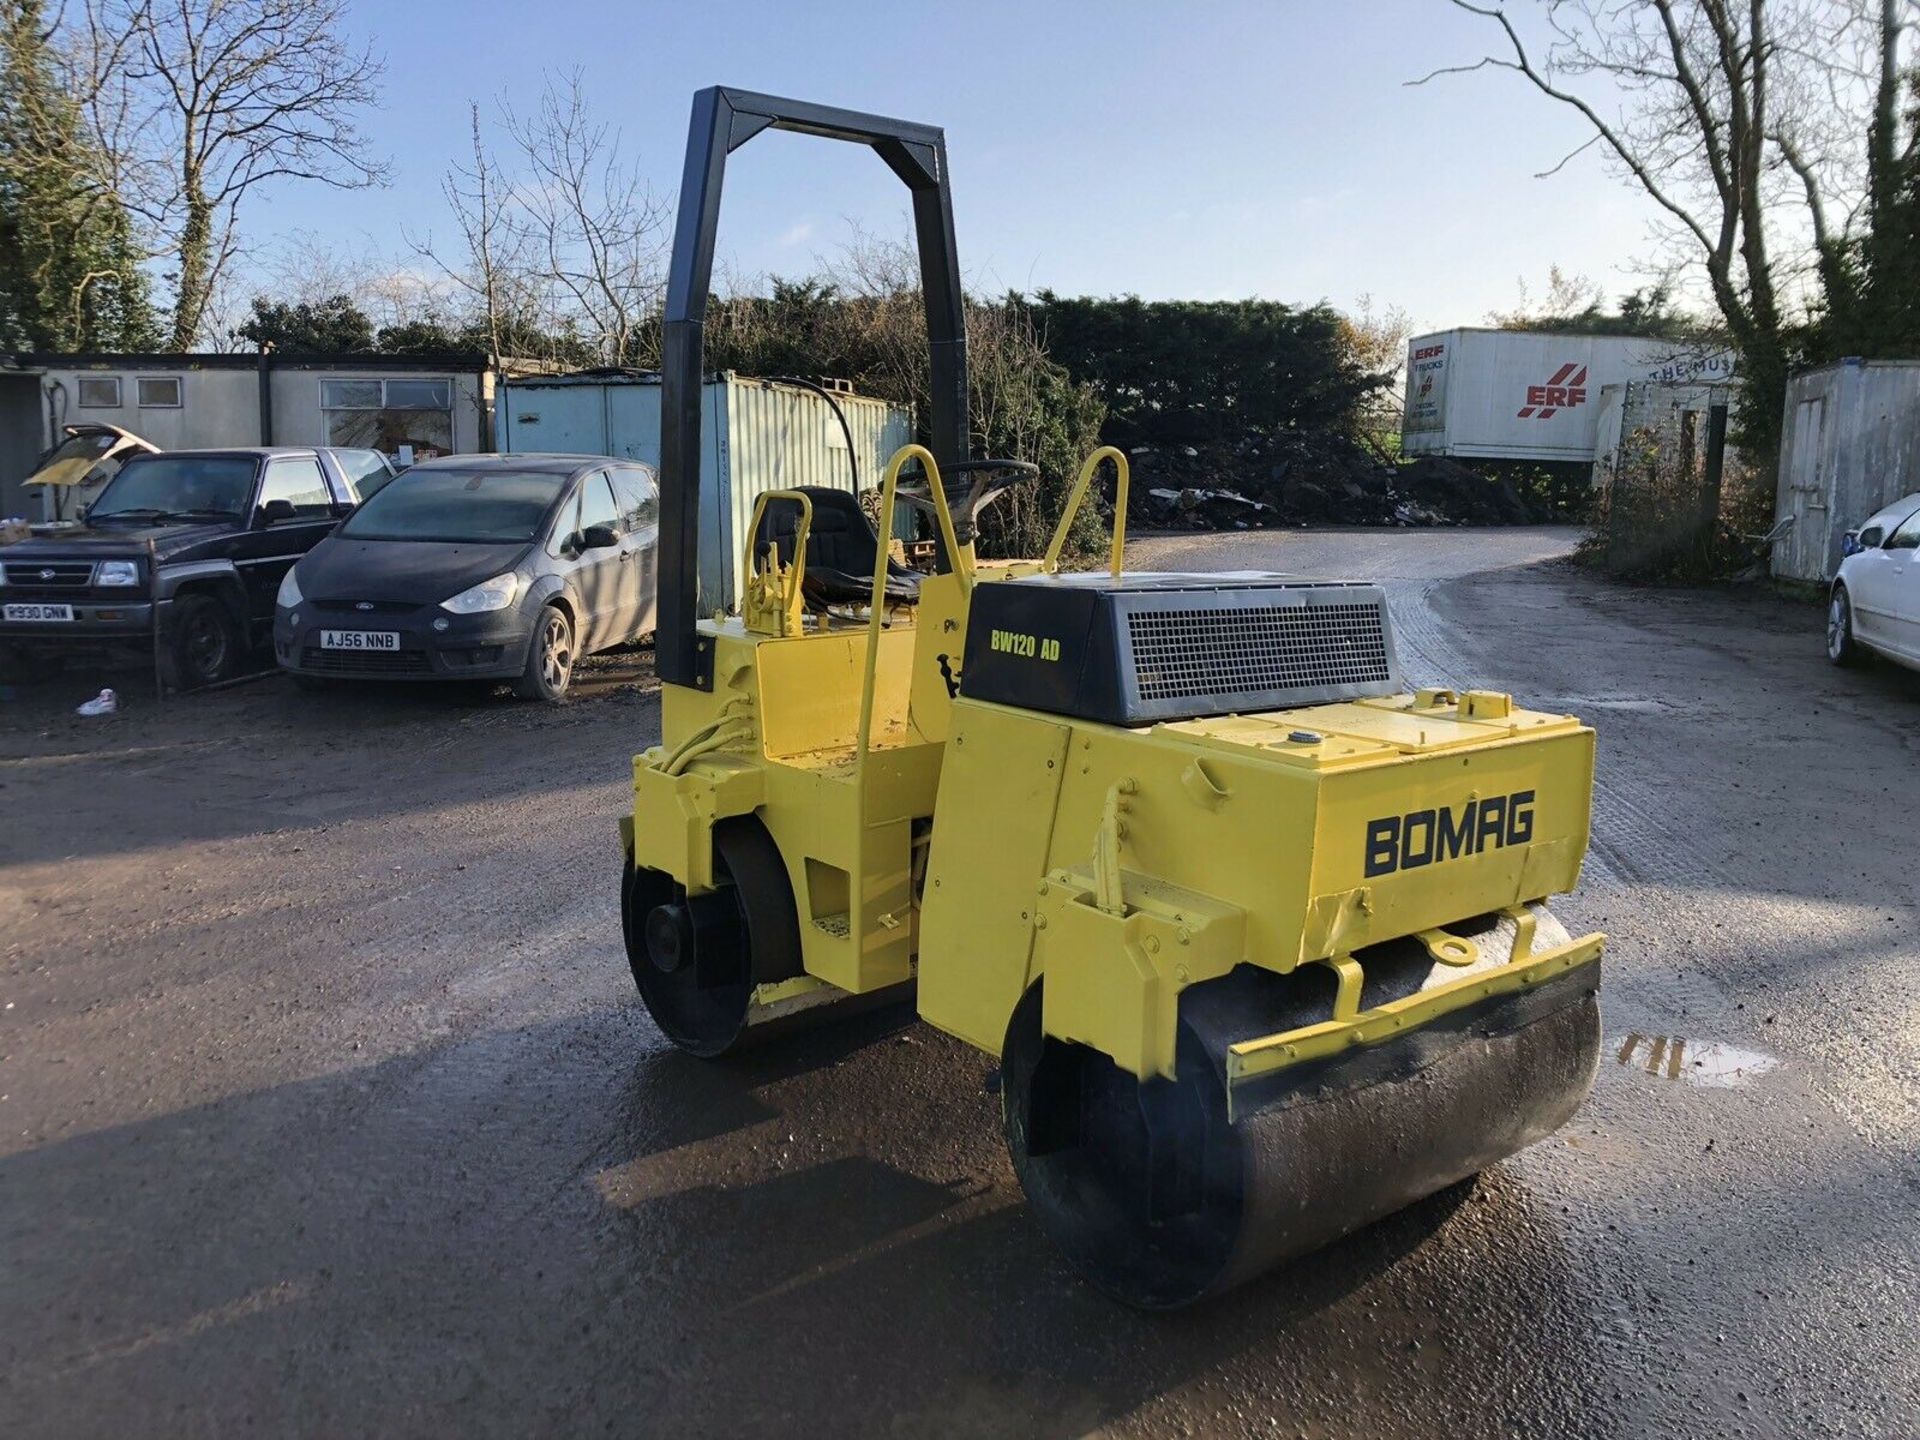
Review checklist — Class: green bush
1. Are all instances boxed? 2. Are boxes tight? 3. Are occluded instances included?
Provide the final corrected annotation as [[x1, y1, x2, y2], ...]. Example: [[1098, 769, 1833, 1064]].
[[1014, 293, 1392, 446]]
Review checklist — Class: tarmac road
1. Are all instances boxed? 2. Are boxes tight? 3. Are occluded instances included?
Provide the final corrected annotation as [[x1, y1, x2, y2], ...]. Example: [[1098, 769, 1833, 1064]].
[[2, 527, 1917, 1439]]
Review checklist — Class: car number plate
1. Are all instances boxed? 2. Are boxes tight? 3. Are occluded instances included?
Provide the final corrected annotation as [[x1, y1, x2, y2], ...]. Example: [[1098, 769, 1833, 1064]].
[[3, 602, 74, 622], [320, 629, 399, 651]]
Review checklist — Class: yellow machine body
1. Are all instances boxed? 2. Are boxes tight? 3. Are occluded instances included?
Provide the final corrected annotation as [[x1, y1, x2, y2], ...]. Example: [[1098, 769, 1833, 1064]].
[[629, 90, 1602, 1307], [624, 449, 1602, 1111], [921, 689, 1598, 1091]]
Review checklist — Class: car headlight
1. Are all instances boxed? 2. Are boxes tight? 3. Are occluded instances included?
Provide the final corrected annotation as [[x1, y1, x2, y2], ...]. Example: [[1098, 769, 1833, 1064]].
[[96, 560, 139, 587], [276, 567, 303, 608], [440, 572, 519, 614]]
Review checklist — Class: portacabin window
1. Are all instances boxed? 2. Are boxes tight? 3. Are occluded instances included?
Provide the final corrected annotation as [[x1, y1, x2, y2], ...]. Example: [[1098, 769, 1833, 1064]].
[[137, 376, 183, 408], [320, 377, 454, 458], [77, 376, 122, 408]]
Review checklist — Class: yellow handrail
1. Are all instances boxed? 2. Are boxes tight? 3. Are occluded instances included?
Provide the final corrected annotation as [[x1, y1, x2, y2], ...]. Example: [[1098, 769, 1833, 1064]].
[[857, 444, 967, 761], [1043, 445, 1131, 579], [742, 488, 815, 625]]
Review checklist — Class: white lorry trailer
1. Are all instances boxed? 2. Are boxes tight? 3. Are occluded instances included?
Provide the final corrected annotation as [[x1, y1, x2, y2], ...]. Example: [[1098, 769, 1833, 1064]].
[[1402, 328, 1735, 464]]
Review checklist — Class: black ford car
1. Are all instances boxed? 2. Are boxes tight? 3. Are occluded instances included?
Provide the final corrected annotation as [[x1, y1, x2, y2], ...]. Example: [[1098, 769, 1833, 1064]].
[[0, 447, 358, 688], [274, 454, 659, 702]]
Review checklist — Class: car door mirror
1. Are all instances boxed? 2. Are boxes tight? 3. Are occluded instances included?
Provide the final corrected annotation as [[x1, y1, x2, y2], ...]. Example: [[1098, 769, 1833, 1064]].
[[581, 523, 620, 551], [258, 498, 298, 527]]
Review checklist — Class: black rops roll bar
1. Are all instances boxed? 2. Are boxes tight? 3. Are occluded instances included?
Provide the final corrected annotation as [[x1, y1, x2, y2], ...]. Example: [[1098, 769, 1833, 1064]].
[[659, 87, 970, 690]]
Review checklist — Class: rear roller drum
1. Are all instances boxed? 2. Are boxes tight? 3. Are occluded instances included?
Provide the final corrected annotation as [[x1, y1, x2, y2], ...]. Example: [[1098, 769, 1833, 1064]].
[[623, 817, 802, 1057], [1001, 905, 1602, 1309]]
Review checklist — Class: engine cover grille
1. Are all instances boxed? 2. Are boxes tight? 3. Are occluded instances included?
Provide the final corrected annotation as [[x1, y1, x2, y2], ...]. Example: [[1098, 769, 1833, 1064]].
[[960, 573, 1400, 726], [1127, 598, 1391, 703]]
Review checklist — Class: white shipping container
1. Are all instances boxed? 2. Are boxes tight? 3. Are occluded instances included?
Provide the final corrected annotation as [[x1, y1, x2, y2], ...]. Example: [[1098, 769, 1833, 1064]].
[[1402, 328, 1737, 464]]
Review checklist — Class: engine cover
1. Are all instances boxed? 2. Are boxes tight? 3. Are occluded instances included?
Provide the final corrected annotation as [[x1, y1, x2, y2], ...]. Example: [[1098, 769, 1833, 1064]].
[[958, 572, 1402, 725]]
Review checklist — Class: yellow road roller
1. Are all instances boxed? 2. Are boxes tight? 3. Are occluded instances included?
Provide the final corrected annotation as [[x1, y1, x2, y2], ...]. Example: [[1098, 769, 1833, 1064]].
[[620, 87, 1604, 1308]]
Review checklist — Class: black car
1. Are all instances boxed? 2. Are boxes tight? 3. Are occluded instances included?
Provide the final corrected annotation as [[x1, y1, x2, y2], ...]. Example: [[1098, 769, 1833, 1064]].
[[274, 454, 659, 701], [0, 447, 358, 688]]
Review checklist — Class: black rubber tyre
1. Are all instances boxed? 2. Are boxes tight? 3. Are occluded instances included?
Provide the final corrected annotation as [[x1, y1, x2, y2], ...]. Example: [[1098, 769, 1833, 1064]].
[[167, 594, 239, 689], [1827, 584, 1862, 666], [623, 817, 803, 1058], [513, 603, 575, 702]]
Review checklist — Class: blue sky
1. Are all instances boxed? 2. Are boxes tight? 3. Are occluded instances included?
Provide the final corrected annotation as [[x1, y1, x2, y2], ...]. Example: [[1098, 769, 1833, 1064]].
[[261, 0, 1658, 334]]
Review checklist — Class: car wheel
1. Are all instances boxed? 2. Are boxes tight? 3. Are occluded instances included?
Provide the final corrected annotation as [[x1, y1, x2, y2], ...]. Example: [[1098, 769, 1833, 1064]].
[[168, 594, 239, 689], [514, 603, 575, 702], [1827, 585, 1862, 667]]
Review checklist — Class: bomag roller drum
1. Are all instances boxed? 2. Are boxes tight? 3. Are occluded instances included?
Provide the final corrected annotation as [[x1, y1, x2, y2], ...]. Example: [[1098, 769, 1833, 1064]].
[[1000, 907, 1600, 1308]]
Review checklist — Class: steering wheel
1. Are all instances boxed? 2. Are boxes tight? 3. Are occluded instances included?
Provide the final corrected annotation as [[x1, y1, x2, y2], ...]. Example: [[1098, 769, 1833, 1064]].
[[897, 458, 1040, 545]]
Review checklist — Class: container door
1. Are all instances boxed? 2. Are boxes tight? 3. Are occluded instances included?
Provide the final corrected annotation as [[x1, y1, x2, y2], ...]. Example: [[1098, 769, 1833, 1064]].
[[1784, 397, 1827, 577]]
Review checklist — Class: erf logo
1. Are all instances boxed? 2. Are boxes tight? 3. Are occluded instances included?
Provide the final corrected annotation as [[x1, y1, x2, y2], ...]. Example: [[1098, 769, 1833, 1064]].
[[1363, 790, 1536, 877], [1412, 344, 1445, 361], [1517, 363, 1588, 419]]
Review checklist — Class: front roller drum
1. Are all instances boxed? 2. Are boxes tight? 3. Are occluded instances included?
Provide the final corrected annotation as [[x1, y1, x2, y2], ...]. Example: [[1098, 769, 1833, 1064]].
[[1001, 906, 1601, 1309], [623, 816, 906, 1056], [623, 816, 806, 1056]]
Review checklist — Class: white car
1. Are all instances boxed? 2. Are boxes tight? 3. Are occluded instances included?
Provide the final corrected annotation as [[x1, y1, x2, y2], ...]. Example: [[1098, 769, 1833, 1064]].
[[1829, 492, 1920, 669]]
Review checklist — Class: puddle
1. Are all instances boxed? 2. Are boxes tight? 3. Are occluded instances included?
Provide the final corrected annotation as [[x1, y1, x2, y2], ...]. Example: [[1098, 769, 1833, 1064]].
[[1613, 1033, 1780, 1088]]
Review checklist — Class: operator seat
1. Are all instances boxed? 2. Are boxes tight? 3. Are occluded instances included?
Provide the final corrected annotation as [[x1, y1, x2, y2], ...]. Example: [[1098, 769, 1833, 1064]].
[[754, 486, 920, 608]]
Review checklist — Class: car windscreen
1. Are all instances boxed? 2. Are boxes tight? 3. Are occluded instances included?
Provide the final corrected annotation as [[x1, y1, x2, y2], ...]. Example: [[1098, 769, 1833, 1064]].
[[89, 456, 256, 520], [338, 467, 569, 544]]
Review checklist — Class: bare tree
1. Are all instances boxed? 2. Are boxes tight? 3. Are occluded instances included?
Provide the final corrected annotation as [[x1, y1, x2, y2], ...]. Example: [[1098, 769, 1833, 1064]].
[[260, 231, 451, 334], [71, 0, 389, 348], [1415, 0, 1915, 456], [498, 72, 670, 367], [1485, 266, 1606, 328], [406, 104, 537, 362], [1337, 292, 1414, 444], [408, 75, 670, 367]]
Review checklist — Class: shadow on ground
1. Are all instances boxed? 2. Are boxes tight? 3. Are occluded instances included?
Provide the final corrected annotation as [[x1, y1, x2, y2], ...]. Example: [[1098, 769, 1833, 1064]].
[[1, 1003, 1591, 1439]]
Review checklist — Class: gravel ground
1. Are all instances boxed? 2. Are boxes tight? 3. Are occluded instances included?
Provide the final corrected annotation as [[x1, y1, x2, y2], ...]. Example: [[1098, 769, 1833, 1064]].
[[2, 527, 1917, 1439]]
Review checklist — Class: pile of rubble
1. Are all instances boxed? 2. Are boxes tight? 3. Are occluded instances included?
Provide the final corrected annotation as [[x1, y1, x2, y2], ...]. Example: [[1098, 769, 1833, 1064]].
[[1124, 430, 1553, 530]]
